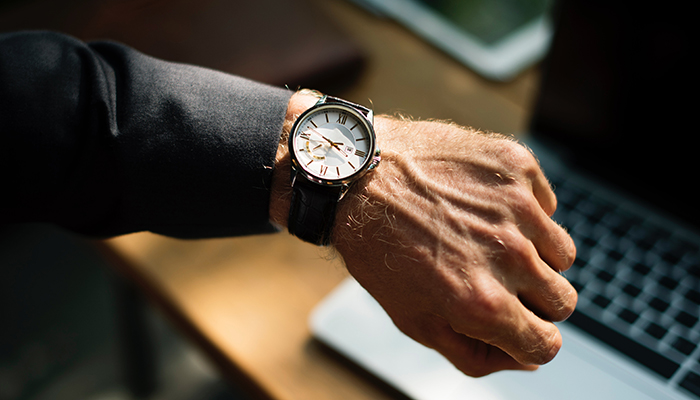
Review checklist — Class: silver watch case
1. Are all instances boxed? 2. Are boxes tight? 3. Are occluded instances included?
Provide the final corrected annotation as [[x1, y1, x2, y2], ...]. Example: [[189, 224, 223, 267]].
[[288, 96, 381, 196]]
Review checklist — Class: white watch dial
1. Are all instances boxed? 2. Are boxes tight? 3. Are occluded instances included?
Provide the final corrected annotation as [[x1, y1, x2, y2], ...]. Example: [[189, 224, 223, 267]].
[[291, 104, 373, 181]]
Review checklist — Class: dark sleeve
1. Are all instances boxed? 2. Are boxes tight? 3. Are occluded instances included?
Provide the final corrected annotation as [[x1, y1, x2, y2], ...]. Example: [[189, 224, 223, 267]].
[[0, 31, 293, 238]]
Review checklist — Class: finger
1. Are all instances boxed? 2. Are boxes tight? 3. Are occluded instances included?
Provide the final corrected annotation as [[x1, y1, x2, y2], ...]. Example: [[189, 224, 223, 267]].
[[403, 314, 538, 377], [432, 324, 538, 377], [516, 252, 579, 322], [532, 213, 577, 273], [531, 171, 558, 216], [494, 227, 577, 321], [516, 195, 577, 273], [444, 275, 566, 366]]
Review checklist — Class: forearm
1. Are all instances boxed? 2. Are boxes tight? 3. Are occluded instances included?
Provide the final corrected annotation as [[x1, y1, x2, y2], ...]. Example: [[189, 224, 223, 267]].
[[1, 31, 291, 238]]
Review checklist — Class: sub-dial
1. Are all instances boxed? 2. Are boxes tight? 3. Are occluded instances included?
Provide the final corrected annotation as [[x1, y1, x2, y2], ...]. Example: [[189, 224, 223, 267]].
[[304, 139, 327, 160]]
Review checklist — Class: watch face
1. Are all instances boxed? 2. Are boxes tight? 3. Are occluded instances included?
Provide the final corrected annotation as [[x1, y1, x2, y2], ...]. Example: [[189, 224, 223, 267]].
[[290, 103, 375, 184]]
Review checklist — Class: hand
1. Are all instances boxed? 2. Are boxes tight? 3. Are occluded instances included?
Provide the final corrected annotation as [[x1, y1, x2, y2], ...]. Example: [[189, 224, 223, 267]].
[[271, 92, 577, 377]]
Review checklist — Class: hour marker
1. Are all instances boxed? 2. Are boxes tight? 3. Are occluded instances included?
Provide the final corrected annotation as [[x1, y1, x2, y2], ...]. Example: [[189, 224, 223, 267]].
[[325, 113, 329, 123], [355, 149, 366, 158], [348, 162, 356, 170], [336, 113, 348, 124], [320, 165, 328, 176], [350, 123, 358, 131], [310, 120, 318, 128], [355, 137, 366, 141], [336, 167, 340, 176], [300, 132, 310, 140], [306, 160, 314, 166]]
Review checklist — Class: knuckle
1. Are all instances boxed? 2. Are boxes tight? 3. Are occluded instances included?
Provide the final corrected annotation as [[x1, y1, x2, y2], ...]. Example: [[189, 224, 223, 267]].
[[514, 186, 542, 211], [539, 278, 579, 322], [557, 233, 578, 270], [492, 228, 535, 265], [463, 285, 509, 323], [554, 284, 579, 320], [542, 224, 577, 272], [500, 141, 539, 172]]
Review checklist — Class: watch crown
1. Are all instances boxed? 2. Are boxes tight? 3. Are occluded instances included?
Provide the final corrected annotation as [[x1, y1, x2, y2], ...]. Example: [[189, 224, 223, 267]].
[[368, 148, 382, 170]]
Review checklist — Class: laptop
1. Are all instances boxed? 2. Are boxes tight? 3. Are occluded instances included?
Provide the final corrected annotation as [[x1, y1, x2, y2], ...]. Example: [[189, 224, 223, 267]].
[[310, 1, 699, 399]]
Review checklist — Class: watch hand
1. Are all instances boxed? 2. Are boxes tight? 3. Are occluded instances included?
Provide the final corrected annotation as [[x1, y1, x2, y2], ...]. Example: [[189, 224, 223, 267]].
[[308, 128, 329, 142], [307, 128, 348, 156], [320, 135, 347, 154], [320, 134, 336, 146], [310, 129, 341, 146], [322, 140, 348, 158]]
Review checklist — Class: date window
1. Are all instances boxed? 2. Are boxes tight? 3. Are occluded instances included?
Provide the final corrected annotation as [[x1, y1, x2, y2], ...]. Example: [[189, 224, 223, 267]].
[[345, 145, 354, 154]]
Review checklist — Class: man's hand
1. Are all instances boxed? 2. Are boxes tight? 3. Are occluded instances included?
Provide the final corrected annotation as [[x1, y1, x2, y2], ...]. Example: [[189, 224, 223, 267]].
[[271, 92, 577, 377]]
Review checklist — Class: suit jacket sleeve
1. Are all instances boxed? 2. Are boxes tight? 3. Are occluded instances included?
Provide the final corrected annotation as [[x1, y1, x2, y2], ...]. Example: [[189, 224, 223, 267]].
[[0, 31, 293, 238]]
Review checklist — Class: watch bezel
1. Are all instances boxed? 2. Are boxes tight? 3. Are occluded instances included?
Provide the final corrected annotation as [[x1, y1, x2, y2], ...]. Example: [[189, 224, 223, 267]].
[[289, 102, 378, 187]]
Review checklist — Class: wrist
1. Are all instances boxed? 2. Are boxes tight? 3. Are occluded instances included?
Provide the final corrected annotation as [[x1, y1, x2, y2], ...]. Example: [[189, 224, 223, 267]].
[[330, 115, 397, 246], [269, 90, 320, 228]]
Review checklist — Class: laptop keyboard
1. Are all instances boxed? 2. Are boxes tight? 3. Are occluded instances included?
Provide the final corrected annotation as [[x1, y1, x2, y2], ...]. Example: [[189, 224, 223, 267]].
[[549, 172, 700, 398]]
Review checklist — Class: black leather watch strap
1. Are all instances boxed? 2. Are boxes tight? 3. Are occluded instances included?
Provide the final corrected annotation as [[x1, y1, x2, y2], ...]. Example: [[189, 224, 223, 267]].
[[287, 178, 343, 246]]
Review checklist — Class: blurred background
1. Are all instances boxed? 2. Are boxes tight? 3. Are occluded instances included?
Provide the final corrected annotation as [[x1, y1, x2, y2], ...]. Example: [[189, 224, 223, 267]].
[[0, 0, 546, 399]]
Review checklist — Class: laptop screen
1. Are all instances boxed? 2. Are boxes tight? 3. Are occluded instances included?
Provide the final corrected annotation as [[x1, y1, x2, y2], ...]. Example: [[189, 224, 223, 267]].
[[529, 0, 696, 229]]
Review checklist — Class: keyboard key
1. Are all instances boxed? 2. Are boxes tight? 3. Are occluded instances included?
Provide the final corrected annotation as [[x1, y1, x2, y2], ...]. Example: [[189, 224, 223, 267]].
[[680, 371, 700, 398], [568, 311, 680, 379], [607, 213, 643, 237], [618, 308, 640, 324], [689, 266, 700, 279], [686, 289, 700, 305], [661, 250, 683, 265], [659, 276, 679, 290], [592, 294, 612, 309], [675, 311, 699, 328], [631, 227, 664, 251], [661, 238, 698, 265], [608, 249, 625, 261], [581, 236, 598, 249], [578, 200, 611, 223], [649, 297, 671, 312], [645, 322, 668, 340], [570, 280, 584, 293], [573, 257, 587, 269], [596, 270, 614, 283], [556, 186, 585, 209], [623, 284, 642, 297], [688, 260, 700, 278], [672, 336, 697, 356], [632, 262, 652, 276]]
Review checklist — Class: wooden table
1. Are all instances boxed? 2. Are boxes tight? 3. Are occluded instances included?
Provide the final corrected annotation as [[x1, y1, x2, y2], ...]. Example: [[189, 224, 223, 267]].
[[91, 1, 540, 399]]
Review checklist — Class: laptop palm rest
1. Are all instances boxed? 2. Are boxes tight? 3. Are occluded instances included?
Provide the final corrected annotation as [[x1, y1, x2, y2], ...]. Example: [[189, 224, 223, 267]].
[[310, 277, 677, 400]]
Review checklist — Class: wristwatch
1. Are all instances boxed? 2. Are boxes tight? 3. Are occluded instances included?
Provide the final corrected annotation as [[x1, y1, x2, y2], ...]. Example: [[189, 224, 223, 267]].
[[287, 95, 381, 246]]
